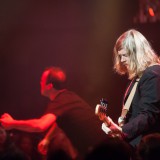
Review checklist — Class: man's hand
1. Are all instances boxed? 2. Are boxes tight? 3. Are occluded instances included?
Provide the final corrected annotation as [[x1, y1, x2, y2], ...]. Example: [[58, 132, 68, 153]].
[[38, 138, 50, 156], [101, 117, 123, 139], [107, 116, 122, 133], [0, 113, 14, 130]]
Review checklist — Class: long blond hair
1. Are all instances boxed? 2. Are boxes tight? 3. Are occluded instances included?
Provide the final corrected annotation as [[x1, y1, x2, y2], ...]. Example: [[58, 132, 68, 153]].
[[113, 29, 160, 79]]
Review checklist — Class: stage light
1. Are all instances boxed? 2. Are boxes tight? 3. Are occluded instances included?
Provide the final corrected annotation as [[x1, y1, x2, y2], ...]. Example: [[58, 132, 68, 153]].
[[133, 0, 160, 23], [148, 7, 155, 17]]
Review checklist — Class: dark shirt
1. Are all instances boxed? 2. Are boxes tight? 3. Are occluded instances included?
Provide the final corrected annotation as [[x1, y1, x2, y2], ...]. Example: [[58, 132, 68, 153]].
[[45, 90, 106, 157]]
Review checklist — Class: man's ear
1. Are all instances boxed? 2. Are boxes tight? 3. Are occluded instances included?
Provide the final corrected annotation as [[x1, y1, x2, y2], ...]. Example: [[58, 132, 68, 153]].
[[47, 83, 53, 89]]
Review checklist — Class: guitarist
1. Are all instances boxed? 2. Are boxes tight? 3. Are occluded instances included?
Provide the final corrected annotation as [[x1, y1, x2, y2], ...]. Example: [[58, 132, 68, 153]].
[[96, 29, 160, 149]]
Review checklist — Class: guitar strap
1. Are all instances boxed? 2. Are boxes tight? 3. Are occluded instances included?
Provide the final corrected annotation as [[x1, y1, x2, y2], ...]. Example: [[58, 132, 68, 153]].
[[118, 77, 140, 127]]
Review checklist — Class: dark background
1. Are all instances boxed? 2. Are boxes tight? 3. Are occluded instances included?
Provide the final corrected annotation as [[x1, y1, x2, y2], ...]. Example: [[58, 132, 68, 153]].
[[0, 0, 159, 122]]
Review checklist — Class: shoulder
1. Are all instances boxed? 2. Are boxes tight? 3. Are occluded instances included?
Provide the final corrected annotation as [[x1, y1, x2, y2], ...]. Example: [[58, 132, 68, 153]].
[[141, 65, 160, 80], [57, 90, 84, 101]]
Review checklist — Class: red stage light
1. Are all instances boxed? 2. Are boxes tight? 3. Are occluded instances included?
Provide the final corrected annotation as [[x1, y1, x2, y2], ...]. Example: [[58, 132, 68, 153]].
[[148, 7, 155, 17]]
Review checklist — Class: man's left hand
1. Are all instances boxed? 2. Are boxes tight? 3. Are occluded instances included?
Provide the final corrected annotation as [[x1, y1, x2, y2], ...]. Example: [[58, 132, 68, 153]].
[[0, 113, 14, 130]]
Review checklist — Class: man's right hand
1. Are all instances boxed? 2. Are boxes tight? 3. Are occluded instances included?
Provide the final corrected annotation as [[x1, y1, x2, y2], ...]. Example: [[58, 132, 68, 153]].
[[0, 113, 14, 130], [38, 138, 50, 156]]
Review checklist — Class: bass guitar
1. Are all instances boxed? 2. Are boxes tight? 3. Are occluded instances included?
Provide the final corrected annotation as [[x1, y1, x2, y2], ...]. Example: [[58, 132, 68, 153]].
[[95, 98, 112, 127], [95, 98, 122, 137]]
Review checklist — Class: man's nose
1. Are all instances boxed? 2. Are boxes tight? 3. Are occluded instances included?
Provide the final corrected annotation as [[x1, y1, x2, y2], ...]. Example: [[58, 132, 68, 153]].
[[121, 57, 125, 62]]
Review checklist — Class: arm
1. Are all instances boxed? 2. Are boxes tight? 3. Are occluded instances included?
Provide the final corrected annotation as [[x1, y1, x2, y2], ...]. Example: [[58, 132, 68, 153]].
[[38, 122, 57, 155], [0, 113, 56, 132]]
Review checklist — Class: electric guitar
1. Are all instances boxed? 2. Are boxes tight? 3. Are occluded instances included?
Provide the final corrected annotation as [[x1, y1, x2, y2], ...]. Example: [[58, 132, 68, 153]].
[[95, 98, 122, 136], [95, 98, 112, 127]]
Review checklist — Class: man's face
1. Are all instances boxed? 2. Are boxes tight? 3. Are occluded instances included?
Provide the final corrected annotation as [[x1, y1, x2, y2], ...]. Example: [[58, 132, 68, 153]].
[[40, 70, 50, 96], [118, 49, 130, 70]]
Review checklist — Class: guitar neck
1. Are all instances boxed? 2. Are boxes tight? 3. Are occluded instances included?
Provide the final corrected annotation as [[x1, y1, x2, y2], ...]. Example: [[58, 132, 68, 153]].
[[103, 116, 111, 126]]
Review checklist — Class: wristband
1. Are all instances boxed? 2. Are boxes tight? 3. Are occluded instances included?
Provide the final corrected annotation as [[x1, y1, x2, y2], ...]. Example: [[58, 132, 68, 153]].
[[118, 116, 125, 126]]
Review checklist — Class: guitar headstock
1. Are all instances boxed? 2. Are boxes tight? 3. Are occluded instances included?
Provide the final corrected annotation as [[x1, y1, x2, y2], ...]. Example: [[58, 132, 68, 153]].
[[95, 98, 108, 116], [100, 98, 108, 108], [95, 98, 112, 126]]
